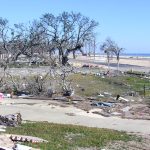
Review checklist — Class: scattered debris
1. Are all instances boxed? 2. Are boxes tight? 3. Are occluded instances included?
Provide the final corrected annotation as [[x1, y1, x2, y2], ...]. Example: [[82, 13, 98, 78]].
[[0, 134, 14, 149], [82, 64, 90, 68], [111, 112, 122, 116], [103, 92, 112, 97], [53, 96, 68, 101], [3, 94, 11, 98], [121, 106, 130, 112], [65, 113, 76, 116], [47, 88, 53, 97], [118, 96, 129, 102], [0, 92, 4, 100], [0, 113, 22, 127], [91, 102, 113, 107], [0, 127, 6, 132], [10, 134, 48, 143], [92, 111, 111, 117], [13, 144, 34, 150], [97, 93, 104, 98]]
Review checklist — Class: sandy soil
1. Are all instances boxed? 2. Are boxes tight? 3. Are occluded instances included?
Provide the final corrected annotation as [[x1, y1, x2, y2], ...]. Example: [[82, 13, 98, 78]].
[[0, 98, 150, 136], [70, 55, 150, 72]]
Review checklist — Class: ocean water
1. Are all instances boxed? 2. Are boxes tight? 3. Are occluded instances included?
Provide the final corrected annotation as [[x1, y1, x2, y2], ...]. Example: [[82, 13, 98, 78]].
[[97, 53, 150, 58], [121, 53, 150, 57]]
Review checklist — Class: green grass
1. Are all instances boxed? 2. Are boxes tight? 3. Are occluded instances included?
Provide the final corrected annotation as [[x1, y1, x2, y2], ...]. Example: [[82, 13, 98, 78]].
[[70, 74, 129, 97], [109, 76, 150, 97], [70, 74, 150, 97], [6, 122, 134, 150]]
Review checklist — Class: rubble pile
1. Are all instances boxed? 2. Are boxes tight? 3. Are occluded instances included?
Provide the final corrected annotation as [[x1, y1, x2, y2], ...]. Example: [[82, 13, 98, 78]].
[[123, 104, 150, 120], [0, 113, 22, 127], [0, 113, 47, 149]]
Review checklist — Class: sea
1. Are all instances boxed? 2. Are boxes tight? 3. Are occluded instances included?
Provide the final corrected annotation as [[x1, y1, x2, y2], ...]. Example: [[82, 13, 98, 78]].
[[121, 53, 150, 57], [96, 53, 150, 58]]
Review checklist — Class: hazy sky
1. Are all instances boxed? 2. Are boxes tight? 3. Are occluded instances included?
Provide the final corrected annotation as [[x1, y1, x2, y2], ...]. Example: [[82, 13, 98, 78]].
[[0, 0, 150, 53]]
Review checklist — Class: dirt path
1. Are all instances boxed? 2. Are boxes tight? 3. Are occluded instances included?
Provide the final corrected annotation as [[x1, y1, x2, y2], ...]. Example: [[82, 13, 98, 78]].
[[0, 99, 150, 135]]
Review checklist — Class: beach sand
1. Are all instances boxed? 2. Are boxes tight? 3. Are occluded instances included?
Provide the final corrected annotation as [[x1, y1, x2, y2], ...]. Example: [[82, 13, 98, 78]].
[[70, 55, 150, 72]]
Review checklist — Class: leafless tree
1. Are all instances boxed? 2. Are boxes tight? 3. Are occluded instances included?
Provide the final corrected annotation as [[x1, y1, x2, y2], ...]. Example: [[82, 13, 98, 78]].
[[49, 65, 74, 96], [41, 12, 98, 65], [0, 18, 45, 69], [0, 18, 11, 71]]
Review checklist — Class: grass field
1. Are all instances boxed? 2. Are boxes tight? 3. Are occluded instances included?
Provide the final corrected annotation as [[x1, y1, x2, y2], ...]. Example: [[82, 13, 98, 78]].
[[6, 122, 136, 150], [70, 74, 150, 97]]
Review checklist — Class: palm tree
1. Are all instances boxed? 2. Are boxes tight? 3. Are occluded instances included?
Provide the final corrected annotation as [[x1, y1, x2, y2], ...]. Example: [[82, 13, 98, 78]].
[[101, 38, 124, 72]]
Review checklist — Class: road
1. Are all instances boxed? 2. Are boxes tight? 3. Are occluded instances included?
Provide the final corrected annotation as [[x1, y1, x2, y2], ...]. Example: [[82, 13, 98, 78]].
[[0, 98, 150, 135]]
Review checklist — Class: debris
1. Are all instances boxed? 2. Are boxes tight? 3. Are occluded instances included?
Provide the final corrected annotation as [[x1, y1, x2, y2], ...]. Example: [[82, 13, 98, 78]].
[[63, 90, 74, 96], [111, 112, 122, 116], [47, 88, 53, 97], [87, 97, 97, 101], [97, 94, 104, 97], [0, 147, 12, 150], [82, 64, 90, 68], [118, 97, 129, 102], [16, 91, 30, 97], [0, 128, 6, 132], [65, 113, 76, 116], [13, 144, 32, 150], [10, 134, 48, 143], [91, 102, 113, 107], [92, 111, 111, 117], [0, 92, 4, 100], [53, 96, 68, 101], [0, 134, 14, 149], [121, 106, 130, 112], [71, 95, 84, 101], [0, 113, 22, 127], [14, 144, 40, 150], [103, 92, 112, 97], [18, 94, 33, 98], [128, 91, 137, 96], [3, 94, 11, 98]]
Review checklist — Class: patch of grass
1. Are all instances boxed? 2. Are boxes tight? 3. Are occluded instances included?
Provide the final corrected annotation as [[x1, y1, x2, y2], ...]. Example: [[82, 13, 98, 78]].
[[70, 74, 129, 97], [6, 122, 134, 150], [111, 76, 150, 97]]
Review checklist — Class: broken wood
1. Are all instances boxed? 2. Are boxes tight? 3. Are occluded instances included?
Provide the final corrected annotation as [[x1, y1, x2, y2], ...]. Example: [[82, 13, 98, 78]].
[[10, 134, 48, 143]]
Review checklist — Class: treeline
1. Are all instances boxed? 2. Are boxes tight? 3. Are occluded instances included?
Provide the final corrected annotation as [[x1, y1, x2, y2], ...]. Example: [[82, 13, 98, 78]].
[[0, 12, 98, 69]]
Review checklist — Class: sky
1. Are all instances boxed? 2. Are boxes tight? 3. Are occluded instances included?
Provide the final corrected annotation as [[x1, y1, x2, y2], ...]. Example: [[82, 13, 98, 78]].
[[0, 0, 150, 54]]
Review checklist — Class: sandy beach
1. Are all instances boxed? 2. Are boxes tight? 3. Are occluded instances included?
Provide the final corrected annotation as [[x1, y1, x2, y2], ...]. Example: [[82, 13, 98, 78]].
[[70, 55, 150, 72], [0, 98, 150, 136]]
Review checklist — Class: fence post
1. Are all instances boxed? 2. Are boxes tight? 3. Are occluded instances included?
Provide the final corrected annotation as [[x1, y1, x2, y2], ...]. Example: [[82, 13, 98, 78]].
[[143, 84, 146, 97]]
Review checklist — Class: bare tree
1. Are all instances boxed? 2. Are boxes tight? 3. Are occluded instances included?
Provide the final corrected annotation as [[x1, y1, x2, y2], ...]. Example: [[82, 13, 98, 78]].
[[0, 18, 11, 71], [0, 18, 44, 70], [40, 12, 98, 65]]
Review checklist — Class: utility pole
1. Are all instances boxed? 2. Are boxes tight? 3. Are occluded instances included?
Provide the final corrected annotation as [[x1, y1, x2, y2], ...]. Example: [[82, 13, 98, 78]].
[[93, 39, 96, 60]]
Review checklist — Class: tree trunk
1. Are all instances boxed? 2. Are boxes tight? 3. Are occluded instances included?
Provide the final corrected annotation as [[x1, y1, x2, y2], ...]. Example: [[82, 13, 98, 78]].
[[117, 59, 120, 74], [107, 55, 110, 70], [73, 51, 76, 59]]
